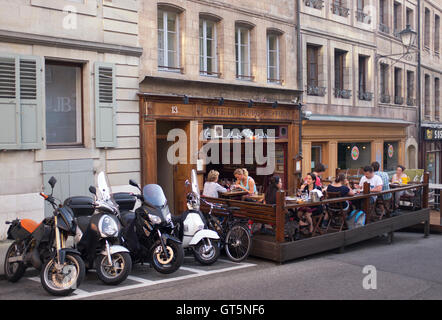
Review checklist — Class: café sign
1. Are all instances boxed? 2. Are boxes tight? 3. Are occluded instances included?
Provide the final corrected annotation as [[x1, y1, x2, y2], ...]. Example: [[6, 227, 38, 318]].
[[424, 128, 442, 141]]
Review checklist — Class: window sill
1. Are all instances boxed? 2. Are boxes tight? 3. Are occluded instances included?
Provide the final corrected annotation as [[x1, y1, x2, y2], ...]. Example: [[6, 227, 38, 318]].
[[35, 147, 100, 162]]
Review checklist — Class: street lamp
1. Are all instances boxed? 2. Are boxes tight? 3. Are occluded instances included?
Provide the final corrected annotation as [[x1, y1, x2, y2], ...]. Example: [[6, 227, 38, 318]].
[[398, 24, 417, 52]]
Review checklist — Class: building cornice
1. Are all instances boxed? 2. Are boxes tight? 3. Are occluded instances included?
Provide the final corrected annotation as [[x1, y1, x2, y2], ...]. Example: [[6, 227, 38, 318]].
[[0, 29, 143, 57]]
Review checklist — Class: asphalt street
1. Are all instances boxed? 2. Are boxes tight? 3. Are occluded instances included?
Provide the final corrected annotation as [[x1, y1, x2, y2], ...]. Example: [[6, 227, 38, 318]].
[[1, 231, 441, 300]]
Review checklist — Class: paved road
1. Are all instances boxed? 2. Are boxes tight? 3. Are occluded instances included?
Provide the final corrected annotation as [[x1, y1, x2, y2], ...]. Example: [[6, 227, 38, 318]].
[[1, 232, 441, 300]]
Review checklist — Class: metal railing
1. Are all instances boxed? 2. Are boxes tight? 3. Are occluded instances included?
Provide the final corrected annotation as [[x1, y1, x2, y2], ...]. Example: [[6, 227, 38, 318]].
[[305, 0, 324, 9], [331, 2, 350, 17], [334, 88, 352, 99], [307, 85, 327, 96], [358, 91, 373, 101], [380, 94, 391, 103]]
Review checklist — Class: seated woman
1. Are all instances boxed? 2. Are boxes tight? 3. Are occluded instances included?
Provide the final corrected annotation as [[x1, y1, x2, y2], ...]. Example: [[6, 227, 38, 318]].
[[391, 165, 413, 209], [202, 170, 227, 198], [297, 173, 324, 234], [264, 175, 282, 205], [233, 168, 257, 195], [324, 173, 354, 227]]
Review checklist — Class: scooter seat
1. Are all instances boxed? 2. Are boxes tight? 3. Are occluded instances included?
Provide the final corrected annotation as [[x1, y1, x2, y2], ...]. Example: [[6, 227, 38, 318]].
[[120, 211, 135, 227], [76, 216, 91, 234]]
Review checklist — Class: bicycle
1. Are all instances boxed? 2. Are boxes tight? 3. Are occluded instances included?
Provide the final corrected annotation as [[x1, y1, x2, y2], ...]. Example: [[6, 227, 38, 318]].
[[200, 198, 252, 263]]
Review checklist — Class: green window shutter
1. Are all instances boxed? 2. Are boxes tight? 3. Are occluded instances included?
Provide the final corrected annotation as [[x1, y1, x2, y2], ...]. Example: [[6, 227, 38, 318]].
[[95, 62, 117, 148], [0, 54, 42, 150]]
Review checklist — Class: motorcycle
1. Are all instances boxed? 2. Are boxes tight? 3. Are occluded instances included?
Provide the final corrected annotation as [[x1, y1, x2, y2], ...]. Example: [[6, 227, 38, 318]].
[[4, 177, 85, 296], [117, 180, 184, 274], [65, 171, 132, 285], [172, 169, 220, 265]]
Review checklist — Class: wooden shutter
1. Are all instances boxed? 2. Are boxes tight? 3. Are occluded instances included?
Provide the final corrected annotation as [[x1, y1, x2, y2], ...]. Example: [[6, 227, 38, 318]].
[[0, 54, 42, 150], [95, 62, 117, 148]]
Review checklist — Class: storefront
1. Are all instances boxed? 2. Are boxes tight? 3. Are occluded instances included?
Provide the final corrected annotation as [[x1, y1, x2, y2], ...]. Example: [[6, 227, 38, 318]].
[[138, 93, 302, 213], [301, 116, 409, 179], [421, 125, 442, 184]]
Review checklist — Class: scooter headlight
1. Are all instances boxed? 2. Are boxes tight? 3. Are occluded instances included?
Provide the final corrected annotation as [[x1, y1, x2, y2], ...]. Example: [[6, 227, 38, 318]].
[[148, 214, 162, 225], [99, 215, 119, 237]]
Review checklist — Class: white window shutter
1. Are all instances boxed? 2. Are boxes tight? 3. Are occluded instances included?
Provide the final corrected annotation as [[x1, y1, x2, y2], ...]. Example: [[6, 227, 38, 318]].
[[95, 62, 117, 148]]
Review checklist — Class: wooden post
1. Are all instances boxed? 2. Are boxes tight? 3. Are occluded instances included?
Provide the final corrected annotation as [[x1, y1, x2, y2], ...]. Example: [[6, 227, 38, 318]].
[[276, 190, 286, 243], [363, 182, 371, 221], [423, 172, 430, 237]]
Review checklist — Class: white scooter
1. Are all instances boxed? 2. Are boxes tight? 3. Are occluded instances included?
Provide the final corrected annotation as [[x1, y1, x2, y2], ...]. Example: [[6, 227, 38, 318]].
[[173, 170, 220, 265]]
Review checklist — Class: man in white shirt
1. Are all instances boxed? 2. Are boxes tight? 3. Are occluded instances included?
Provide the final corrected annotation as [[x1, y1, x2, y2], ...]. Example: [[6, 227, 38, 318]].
[[357, 165, 383, 202]]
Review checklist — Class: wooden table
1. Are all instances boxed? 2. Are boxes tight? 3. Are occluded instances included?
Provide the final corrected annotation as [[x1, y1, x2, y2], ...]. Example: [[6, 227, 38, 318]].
[[243, 194, 265, 202], [219, 190, 249, 199]]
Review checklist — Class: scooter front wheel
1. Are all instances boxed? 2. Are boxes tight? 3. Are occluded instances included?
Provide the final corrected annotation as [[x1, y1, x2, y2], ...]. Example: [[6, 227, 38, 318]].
[[4, 241, 26, 282], [193, 239, 220, 265], [95, 252, 132, 285], [150, 240, 184, 274], [40, 253, 85, 296]]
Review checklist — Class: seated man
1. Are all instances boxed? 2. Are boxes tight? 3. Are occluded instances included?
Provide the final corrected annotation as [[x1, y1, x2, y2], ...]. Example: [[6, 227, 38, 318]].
[[354, 166, 383, 210]]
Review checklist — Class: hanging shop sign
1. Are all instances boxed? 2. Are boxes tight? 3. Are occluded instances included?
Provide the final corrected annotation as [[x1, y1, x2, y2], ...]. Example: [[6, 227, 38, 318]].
[[424, 128, 442, 141], [351, 146, 360, 160]]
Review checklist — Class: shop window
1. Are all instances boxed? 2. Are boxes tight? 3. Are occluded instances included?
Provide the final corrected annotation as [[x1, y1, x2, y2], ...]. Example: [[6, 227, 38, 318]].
[[338, 142, 371, 169], [158, 7, 182, 72], [45, 61, 83, 147], [199, 17, 219, 77], [383, 141, 399, 173], [427, 152, 440, 184]]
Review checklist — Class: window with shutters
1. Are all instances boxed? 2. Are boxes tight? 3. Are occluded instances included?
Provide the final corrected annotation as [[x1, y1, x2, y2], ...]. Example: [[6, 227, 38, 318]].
[[0, 54, 42, 150], [45, 61, 83, 147], [95, 62, 117, 148]]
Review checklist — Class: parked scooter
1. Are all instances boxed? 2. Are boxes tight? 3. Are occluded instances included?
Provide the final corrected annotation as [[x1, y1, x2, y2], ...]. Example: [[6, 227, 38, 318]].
[[171, 169, 220, 265], [117, 181, 184, 274], [4, 177, 85, 296], [65, 172, 132, 285]]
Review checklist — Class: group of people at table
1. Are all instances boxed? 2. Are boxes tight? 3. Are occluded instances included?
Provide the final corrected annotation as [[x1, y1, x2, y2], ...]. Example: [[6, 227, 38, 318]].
[[201, 162, 414, 236]]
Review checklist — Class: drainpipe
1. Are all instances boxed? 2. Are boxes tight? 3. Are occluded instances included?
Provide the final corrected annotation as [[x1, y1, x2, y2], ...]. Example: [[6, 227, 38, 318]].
[[417, 0, 422, 169], [296, 0, 303, 160]]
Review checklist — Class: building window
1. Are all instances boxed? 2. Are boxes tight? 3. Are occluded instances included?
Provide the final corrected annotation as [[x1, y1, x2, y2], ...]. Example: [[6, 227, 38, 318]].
[[380, 63, 390, 103], [356, 0, 369, 23], [424, 8, 431, 48], [379, 0, 389, 33], [425, 74, 431, 119], [307, 44, 326, 96], [407, 70, 415, 106], [45, 61, 82, 147], [267, 33, 281, 84], [393, 2, 402, 38], [331, 0, 350, 17], [158, 9, 180, 72], [235, 25, 252, 80], [406, 8, 414, 29], [334, 49, 350, 98], [358, 55, 372, 100], [436, 78, 440, 121], [394, 67, 403, 105], [199, 18, 218, 76], [435, 15, 440, 53]]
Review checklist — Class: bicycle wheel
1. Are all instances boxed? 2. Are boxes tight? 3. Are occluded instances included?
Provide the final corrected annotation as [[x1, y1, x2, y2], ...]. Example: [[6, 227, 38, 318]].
[[224, 223, 252, 263]]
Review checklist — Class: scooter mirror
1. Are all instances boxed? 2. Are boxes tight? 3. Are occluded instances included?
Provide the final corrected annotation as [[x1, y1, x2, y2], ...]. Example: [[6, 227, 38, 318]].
[[48, 176, 57, 189], [129, 179, 140, 189], [89, 186, 97, 195]]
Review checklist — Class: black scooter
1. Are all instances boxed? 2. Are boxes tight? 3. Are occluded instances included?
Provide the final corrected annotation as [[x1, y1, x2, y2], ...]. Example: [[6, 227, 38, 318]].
[[4, 177, 85, 296], [116, 180, 184, 274]]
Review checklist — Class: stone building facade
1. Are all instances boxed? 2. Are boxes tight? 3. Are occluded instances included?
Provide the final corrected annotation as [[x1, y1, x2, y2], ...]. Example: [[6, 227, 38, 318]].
[[0, 0, 142, 240]]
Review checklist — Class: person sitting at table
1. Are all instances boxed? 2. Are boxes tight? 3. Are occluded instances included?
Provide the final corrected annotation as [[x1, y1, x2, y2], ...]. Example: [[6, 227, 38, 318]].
[[233, 168, 257, 195], [202, 170, 227, 198], [297, 173, 324, 234], [312, 163, 326, 188], [264, 175, 283, 205], [353, 165, 383, 210], [391, 165, 413, 209], [324, 173, 354, 228]]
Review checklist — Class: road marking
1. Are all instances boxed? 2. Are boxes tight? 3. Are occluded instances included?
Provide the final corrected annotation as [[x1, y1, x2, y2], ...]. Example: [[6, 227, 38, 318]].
[[55, 262, 255, 300], [179, 266, 208, 274], [28, 277, 90, 296], [127, 275, 155, 284]]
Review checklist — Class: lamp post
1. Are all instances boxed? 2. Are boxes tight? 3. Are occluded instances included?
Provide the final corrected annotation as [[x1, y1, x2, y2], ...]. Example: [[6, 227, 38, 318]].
[[375, 24, 417, 66]]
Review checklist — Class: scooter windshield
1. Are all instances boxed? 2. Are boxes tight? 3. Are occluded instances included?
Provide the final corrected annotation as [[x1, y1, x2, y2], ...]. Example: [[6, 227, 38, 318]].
[[190, 169, 200, 201], [143, 184, 167, 208], [97, 171, 119, 211]]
